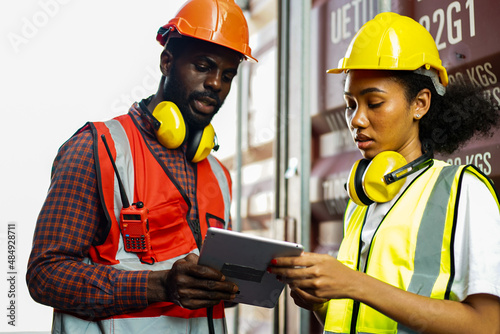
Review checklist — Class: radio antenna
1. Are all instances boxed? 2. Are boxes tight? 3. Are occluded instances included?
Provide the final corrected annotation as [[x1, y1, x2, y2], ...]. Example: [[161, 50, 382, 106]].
[[100, 134, 130, 208]]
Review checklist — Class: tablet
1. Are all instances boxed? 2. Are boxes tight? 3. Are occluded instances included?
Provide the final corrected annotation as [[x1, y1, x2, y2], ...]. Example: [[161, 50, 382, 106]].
[[198, 227, 303, 308]]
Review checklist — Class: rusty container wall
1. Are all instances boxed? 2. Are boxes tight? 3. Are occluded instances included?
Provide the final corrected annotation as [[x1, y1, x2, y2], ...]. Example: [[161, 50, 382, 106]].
[[407, 0, 500, 183], [310, 0, 383, 261], [309, 0, 500, 258]]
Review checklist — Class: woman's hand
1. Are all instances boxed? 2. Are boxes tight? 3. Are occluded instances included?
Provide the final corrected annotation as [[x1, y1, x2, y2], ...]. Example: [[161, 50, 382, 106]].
[[268, 252, 359, 302]]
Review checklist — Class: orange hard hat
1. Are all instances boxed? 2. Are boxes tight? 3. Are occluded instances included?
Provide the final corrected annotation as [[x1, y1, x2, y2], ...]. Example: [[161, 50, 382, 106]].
[[157, 0, 257, 62]]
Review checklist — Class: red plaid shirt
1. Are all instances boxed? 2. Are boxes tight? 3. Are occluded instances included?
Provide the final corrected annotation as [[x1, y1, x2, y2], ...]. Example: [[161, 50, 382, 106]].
[[27, 102, 201, 319]]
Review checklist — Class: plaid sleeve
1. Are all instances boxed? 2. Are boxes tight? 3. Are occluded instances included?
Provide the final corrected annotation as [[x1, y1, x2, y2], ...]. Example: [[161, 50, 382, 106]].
[[26, 127, 150, 319]]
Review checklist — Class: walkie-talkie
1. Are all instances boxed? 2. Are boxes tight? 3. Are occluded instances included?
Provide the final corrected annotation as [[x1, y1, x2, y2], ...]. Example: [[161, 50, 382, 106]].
[[101, 134, 151, 253]]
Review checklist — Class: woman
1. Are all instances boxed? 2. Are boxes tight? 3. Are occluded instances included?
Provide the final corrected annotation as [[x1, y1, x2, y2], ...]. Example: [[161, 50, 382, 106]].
[[269, 12, 500, 334]]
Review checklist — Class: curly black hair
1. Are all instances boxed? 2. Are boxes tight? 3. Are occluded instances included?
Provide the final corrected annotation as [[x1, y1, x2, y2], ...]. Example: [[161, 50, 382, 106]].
[[390, 71, 500, 155]]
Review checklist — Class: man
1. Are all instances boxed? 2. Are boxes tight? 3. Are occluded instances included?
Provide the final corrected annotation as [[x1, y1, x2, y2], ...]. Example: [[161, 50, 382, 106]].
[[26, 0, 257, 333]]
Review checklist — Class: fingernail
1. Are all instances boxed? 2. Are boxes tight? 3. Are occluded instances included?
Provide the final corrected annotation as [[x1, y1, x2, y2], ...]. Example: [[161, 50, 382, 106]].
[[271, 259, 277, 265], [266, 266, 272, 273]]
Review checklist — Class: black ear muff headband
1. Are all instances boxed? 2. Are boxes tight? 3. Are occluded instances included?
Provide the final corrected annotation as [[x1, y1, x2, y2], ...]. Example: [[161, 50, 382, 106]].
[[384, 144, 434, 184], [139, 100, 162, 130]]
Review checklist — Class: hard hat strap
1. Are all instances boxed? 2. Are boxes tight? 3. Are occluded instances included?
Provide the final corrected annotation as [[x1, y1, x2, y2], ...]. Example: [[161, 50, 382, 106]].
[[157, 26, 172, 43], [414, 67, 446, 96], [158, 26, 183, 47]]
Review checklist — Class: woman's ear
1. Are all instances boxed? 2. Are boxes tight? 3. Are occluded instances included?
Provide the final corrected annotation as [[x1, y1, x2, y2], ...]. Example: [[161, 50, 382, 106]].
[[413, 88, 431, 120], [160, 49, 174, 77]]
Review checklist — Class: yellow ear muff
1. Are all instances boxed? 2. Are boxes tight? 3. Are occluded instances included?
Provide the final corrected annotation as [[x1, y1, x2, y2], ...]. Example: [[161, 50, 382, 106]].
[[147, 100, 218, 163], [347, 159, 372, 206], [347, 151, 408, 206], [187, 123, 217, 163], [362, 151, 408, 203], [152, 101, 186, 149]]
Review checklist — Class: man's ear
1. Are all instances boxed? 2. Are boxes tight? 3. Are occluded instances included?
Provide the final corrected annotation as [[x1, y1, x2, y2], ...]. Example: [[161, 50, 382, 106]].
[[160, 49, 174, 77]]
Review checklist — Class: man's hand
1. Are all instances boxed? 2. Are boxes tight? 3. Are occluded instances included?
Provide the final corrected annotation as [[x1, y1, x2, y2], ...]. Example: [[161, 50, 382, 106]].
[[147, 253, 238, 309]]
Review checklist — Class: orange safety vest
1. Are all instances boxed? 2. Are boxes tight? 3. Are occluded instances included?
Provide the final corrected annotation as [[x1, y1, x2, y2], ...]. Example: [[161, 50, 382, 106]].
[[53, 114, 232, 334]]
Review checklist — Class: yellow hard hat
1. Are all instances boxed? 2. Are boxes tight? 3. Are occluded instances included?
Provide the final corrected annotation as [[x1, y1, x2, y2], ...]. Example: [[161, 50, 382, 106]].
[[157, 0, 257, 62], [327, 12, 448, 87]]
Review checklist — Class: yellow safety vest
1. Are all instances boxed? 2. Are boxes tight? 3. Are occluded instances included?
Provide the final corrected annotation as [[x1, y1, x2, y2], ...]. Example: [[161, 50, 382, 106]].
[[324, 160, 499, 334]]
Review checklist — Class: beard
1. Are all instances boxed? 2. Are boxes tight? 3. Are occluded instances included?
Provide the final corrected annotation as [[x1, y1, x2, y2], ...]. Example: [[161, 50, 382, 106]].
[[162, 65, 223, 131]]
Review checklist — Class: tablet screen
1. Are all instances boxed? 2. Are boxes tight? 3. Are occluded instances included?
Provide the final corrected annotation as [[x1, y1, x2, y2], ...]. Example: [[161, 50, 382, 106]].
[[198, 227, 304, 308]]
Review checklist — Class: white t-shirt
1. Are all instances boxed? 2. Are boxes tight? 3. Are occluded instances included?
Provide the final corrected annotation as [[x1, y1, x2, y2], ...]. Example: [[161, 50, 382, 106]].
[[360, 168, 500, 302]]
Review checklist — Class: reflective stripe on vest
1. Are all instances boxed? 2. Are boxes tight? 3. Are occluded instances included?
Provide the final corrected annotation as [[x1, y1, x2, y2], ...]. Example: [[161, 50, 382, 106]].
[[54, 115, 231, 333], [207, 155, 231, 223], [324, 161, 499, 334]]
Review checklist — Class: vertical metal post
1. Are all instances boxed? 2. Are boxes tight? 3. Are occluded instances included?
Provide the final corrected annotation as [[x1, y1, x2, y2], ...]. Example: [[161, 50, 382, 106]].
[[380, 0, 392, 15], [235, 46, 247, 235], [379, 0, 392, 12], [233, 60, 249, 334], [276, 1, 290, 333], [299, 0, 312, 332]]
